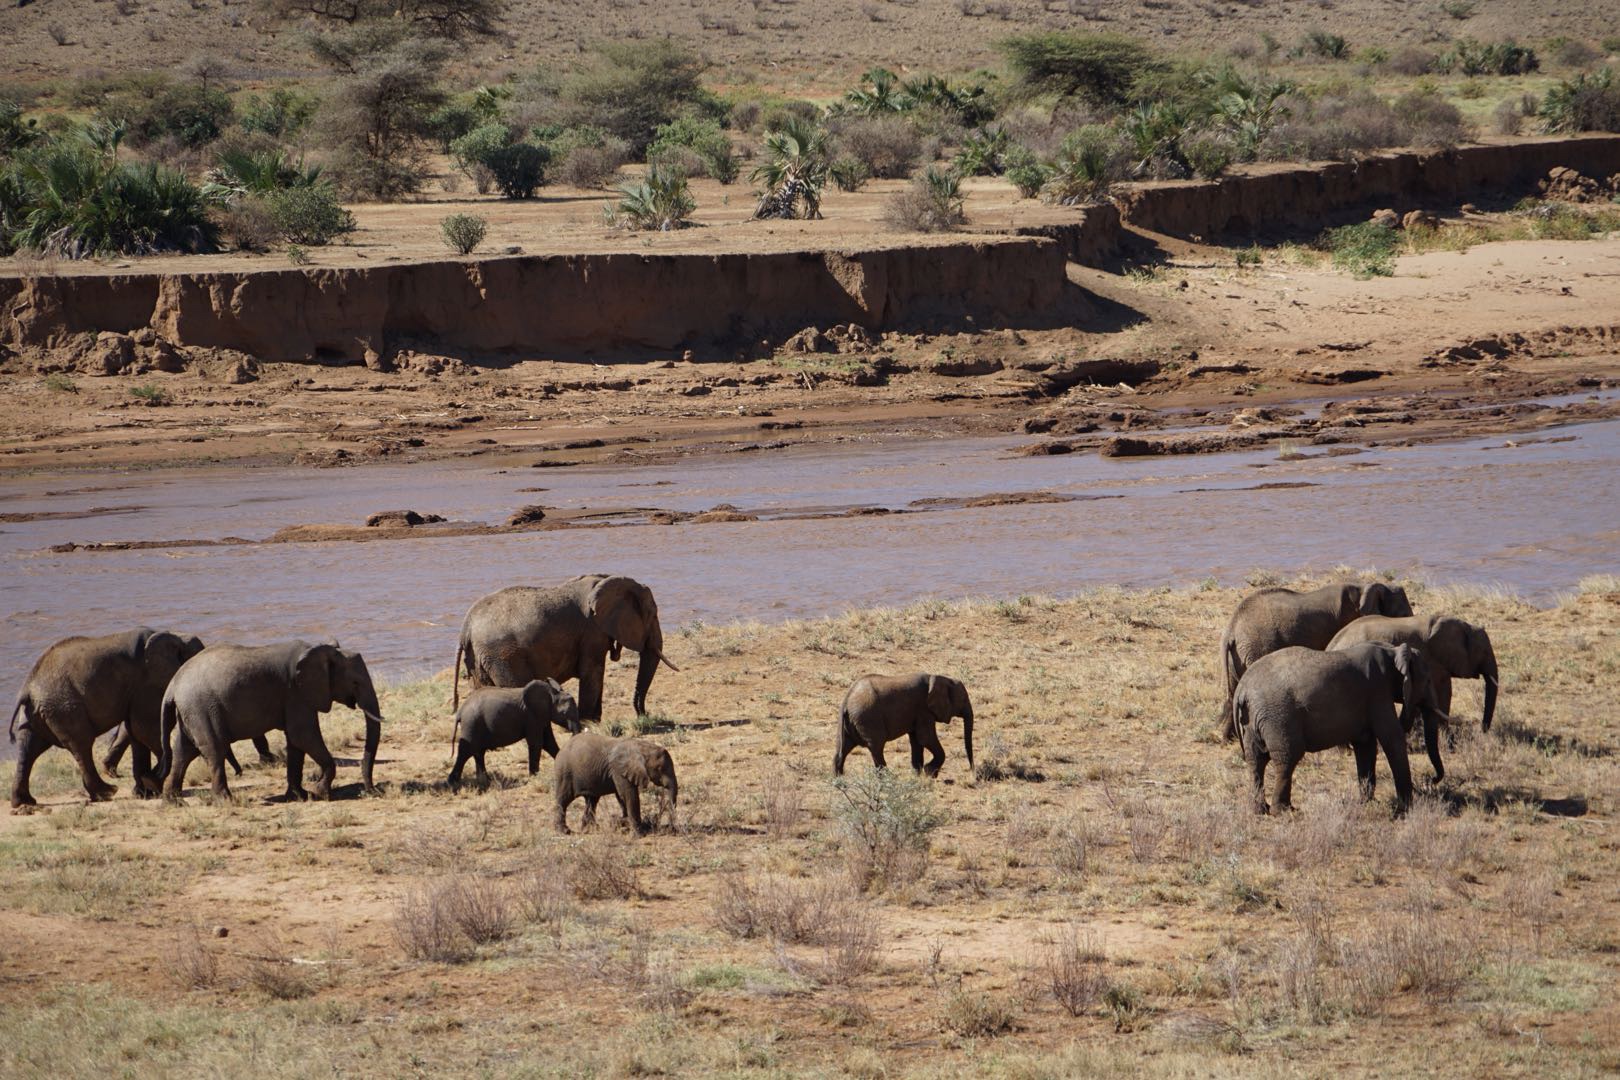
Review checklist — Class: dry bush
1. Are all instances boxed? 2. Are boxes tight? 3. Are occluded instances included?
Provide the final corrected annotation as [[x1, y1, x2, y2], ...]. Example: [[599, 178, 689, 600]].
[[940, 987, 1020, 1037], [1503, 871, 1559, 956], [1373, 796, 1482, 879], [516, 866, 575, 943], [760, 768, 804, 838], [394, 880, 475, 962], [442, 874, 515, 944], [555, 144, 627, 188], [173, 921, 221, 990], [832, 114, 923, 179], [1039, 924, 1108, 1016], [812, 905, 883, 985], [243, 936, 315, 1000], [1337, 909, 1474, 1015], [831, 769, 944, 892], [1271, 931, 1330, 1022], [1048, 810, 1090, 876], [1382, 46, 1436, 75], [1118, 797, 1164, 864], [713, 873, 846, 943], [568, 833, 641, 900], [214, 197, 279, 251]]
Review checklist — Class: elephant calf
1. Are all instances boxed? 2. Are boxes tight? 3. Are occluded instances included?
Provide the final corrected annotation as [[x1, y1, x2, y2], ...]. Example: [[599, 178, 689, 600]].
[[1233, 642, 1447, 814], [553, 731, 677, 835], [449, 679, 579, 788], [834, 673, 974, 778], [1328, 613, 1499, 733]]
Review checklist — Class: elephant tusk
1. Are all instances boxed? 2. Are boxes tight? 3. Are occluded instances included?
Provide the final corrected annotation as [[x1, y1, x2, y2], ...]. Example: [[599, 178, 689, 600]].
[[656, 652, 681, 673]]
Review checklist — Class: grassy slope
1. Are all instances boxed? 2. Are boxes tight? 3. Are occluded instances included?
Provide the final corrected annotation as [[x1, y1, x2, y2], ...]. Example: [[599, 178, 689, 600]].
[[1, 576, 1617, 1077]]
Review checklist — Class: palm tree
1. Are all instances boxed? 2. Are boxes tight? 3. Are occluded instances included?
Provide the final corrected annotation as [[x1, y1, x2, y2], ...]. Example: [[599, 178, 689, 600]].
[[842, 67, 909, 115], [1213, 77, 1294, 161], [751, 116, 831, 220]]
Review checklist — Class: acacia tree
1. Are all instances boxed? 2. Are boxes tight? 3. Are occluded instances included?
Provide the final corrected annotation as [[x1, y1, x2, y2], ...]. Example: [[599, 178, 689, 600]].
[[314, 26, 448, 198]]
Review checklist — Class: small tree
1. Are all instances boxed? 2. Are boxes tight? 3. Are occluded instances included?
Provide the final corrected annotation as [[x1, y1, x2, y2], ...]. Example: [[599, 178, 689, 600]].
[[314, 27, 449, 199], [558, 40, 716, 155], [441, 212, 487, 253], [998, 32, 1163, 106]]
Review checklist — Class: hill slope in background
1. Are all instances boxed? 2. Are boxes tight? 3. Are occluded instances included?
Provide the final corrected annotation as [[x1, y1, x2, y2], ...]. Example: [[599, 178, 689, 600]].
[[0, 0, 1612, 91]]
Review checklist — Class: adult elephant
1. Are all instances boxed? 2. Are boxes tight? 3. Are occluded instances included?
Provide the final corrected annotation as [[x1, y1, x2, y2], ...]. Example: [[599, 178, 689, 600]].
[[161, 641, 382, 802], [103, 722, 276, 778], [1328, 614, 1498, 733], [454, 574, 676, 722], [1234, 642, 1448, 814], [834, 673, 974, 777], [1216, 582, 1413, 740], [9, 628, 204, 809]]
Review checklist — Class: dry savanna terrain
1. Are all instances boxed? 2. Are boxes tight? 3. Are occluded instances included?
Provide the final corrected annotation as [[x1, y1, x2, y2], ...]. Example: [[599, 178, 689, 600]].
[[2, 576, 1618, 1077]]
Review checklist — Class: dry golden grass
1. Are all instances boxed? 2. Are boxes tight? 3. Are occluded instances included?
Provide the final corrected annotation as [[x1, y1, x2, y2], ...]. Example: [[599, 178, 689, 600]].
[[0, 576, 1617, 1077]]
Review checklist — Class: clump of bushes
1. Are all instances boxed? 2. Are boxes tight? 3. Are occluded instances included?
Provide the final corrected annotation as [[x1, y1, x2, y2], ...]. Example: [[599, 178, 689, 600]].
[[1538, 68, 1620, 133], [203, 146, 354, 250], [998, 32, 1163, 107], [884, 166, 966, 232], [604, 168, 696, 231], [830, 114, 922, 179], [646, 115, 737, 183], [315, 26, 450, 199], [1435, 38, 1539, 76], [1322, 221, 1397, 278], [1043, 125, 1127, 204], [555, 40, 723, 156]]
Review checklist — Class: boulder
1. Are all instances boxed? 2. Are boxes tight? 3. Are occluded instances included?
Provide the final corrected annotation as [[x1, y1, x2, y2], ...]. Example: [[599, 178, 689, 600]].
[[1401, 210, 1440, 231], [1368, 208, 1399, 230], [364, 509, 445, 527], [507, 504, 548, 526]]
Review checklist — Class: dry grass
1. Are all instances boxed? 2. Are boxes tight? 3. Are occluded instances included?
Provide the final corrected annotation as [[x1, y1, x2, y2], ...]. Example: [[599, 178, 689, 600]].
[[1, 578, 1616, 1076]]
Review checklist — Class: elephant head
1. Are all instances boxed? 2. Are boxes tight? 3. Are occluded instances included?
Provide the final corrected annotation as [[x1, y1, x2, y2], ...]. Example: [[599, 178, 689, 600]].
[[1361, 582, 1413, 619], [616, 739, 679, 828], [520, 679, 569, 756], [1392, 643, 1450, 782], [293, 643, 383, 792], [124, 628, 205, 689], [926, 674, 974, 771], [587, 576, 676, 716], [1427, 616, 1499, 732]]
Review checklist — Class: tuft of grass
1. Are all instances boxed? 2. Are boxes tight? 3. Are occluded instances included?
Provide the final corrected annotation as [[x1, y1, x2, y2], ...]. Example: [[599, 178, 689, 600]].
[[940, 987, 1020, 1037], [1322, 222, 1397, 278], [129, 383, 170, 405], [43, 373, 79, 393]]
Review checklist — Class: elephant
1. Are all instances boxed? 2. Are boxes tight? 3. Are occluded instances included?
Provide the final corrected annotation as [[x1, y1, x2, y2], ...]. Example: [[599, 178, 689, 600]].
[[552, 730, 678, 835], [833, 673, 974, 778], [454, 574, 678, 722], [1233, 642, 1449, 814], [1217, 582, 1413, 740], [9, 628, 205, 809], [448, 679, 579, 787], [1328, 614, 1499, 733], [103, 723, 276, 778], [161, 641, 382, 802]]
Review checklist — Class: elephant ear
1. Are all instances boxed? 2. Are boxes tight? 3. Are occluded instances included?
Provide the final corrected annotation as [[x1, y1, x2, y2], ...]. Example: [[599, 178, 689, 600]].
[[1427, 616, 1470, 676], [926, 675, 954, 723], [143, 631, 187, 675], [122, 627, 155, 663], [293, 644, 336, 713], [587, 576, 655, 653], [613, 742, 652, 786], [1392, 643, 1423, 708], [1338, 585, 1364, 622]]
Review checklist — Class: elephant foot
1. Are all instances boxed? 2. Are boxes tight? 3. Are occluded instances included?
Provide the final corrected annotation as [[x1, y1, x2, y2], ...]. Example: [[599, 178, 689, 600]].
[[10, 802, 45, 816], [258, 753, 281, 767], [1250, 799, 1269, 816], [102, 761, 121, 777], [86, 783, 118, 803], [273, 788, 310, 803]]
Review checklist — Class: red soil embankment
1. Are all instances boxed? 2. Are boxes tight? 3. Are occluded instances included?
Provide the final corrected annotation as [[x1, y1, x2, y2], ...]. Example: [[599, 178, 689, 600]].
[[1115, 134, 1620, 238]]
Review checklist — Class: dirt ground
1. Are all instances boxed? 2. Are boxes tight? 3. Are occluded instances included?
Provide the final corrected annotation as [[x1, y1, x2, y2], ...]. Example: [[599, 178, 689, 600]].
[[4, 204, 1619, 481], [1, 578, 1616, 1077], [0, 0, 1611, 93]]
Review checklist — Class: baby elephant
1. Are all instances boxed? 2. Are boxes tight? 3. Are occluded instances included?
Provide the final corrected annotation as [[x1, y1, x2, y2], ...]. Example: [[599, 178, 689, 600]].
[[834, 672, 974, 777], [449, 679, 579, 787], [1233, 642, 1447, 815], [553, 731, 677, 835]]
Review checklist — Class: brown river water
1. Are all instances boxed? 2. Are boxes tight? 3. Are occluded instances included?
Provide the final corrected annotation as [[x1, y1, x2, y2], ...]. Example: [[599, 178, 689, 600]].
[[3, 418, 1618, 701]]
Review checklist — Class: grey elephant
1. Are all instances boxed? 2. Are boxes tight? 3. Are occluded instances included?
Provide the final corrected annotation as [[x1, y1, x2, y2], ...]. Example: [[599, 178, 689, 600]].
[[1233, 642, 1448, 814], [552, 730, 678, 835], [9, 628, 205, 809], [1328, 614, 1499, 733], [834, 673, 974, 777], [448, 679, 579, 787], [103, 722, 276, 778], [161, 641, 382, 802], [454, 574, 678, 722], [1217, 582, 1413, 740]]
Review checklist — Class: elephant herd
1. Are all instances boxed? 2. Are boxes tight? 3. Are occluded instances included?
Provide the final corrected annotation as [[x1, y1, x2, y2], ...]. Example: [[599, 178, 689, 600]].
[[8, 572, 1498, 829]]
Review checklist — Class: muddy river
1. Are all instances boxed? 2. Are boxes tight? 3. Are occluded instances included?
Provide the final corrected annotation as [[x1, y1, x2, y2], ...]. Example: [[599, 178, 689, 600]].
[[3, 418, 1618, 693]]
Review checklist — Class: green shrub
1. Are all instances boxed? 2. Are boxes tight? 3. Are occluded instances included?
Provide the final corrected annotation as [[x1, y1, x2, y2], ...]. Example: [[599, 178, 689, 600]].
[[1436, 38, 1539, 76], [550, 127, 630, 188], [484, 141, 549, 198], [1122, 100, 1191, 178], [1184, 132, 1235, 179], [604, 167, 696, 231], [1, 100, 42, 157], [1538, 68, 1620, 133], [559, 39, 720, 155], [1303, 30, 1350, 60], [830, 769, 945, 892], [1213, 74, 1295, 160], [440, 212, 486, 254], [829, 155, 870, 192], [204, 146, 323, 199], [265, 184, 355, 245], [95, 79, 233, 149], [315, 26, 449, 200], [1323, 221, 1397, 278], [884, 166, 966, 232], [449, 121, 509, 186], [842, 67, 911, 115], [1004, 150, 1051, 198], [998, 32, 1163, 106], [4, 136, 217, 257], [955, 126, 1013, 176], [647, 115, 736, 183], [129, 384, 170, 405], [1043, 125, 1124, 204], [43, 373, 78, 393], [238, 88, 319, 138]]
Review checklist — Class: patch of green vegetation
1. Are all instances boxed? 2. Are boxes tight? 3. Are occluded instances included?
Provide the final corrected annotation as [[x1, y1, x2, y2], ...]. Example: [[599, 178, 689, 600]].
[[1481, 960, 1604, 1013], [1322, 222, 1398, 278]]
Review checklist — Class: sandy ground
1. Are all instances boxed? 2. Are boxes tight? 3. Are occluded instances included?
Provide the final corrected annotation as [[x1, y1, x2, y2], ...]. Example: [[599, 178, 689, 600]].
[[0, 579, 1615, 1077]]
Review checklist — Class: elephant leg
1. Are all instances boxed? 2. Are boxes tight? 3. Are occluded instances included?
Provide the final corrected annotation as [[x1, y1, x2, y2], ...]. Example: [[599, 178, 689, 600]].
[[868, 741, 888, 770], [448, 742, 473, 788], [577, 664, 606, 724], [473, 747, 490, 787], [1352, 739, 1377, 801], [554, 791, 572, 834], [582, 795, 600, 830], [253, 734, 277, 765], [285, 707, 336, 800], [908, 733, 925, 774], [130, 742, 160, 799], [66, 734, 117, 803], [527, 737, 541, 776], [614, 776, 645, 834], [921, 729, 946, 778], [1373, 713, 1413, 812], [9, 723, 54, 809], [101, 724, 132, 776], [283, 745, 308, 801], [1271, 753, 1300, 813], [207, 748, 232, 801], [164, 727, 201, 800], [1246, 743, 1269, 815], [223, 743, 245, 777]]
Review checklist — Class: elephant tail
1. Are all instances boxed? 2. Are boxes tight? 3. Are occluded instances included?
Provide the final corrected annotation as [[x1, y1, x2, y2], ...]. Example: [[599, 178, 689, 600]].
[[158, 694, 178, 782], [1231, 693, 1252, 754], [833, 705, 850, 776], [1218, 634, 1242, 740], [453, 638, 465, 711], [8, 691, 31, 743]]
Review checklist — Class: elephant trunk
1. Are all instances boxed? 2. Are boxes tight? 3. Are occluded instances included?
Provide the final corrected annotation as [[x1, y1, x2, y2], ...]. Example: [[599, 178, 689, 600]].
[[632, 624, 662, 717], [1481, 659, 1499, 734], [664, 772, 678, 829], [358, 686, 382, 792], [961, 704, 974, 771], [1422, 705, 1444, 783]]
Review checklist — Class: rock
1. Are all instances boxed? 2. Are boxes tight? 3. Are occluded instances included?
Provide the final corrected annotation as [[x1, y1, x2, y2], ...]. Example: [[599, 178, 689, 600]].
[[1460, 203, 1479, 214], [364, 510, 444, 527], [680, 384, 712, 396], [1538, 166, 1619, 203], [86, 332, 134, 376], [784, 327, 830, 354], [1401, 210, 1440, 231], [690, 509, 758, 523], [1294, 367, 1386, 385], [931, 355, 1003, 377], [1369, 208, 1399, 230], [213, 926, 229, 939], [145, 339, 185, 373], [507, 504, 548, 525]]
